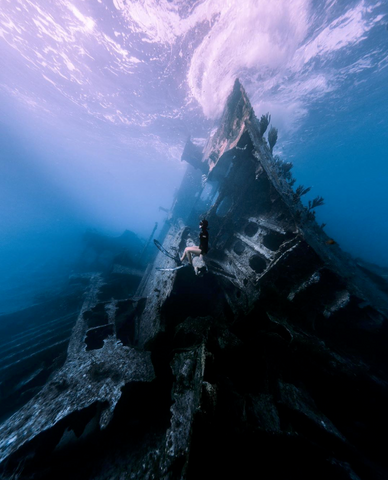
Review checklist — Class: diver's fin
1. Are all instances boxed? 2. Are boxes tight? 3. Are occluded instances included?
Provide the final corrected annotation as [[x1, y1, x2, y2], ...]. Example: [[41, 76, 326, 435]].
[[156, 264, 191, 272], [154, 239, 180, 262]]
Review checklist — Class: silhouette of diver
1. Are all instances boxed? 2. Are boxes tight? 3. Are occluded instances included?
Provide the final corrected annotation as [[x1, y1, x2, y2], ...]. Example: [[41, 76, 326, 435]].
[[180, 219, 209, 274]]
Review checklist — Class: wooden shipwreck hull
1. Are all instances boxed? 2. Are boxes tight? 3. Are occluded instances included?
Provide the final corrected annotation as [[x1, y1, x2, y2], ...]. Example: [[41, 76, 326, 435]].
[[1, 80, 388, 480]]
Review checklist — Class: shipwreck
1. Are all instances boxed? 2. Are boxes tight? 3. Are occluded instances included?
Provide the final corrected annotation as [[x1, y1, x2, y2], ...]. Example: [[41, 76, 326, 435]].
[[0, 79, 387, 480]]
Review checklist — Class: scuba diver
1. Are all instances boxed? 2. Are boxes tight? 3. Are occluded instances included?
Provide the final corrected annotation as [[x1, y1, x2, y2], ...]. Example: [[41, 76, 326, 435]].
[[180, 219, 209, 272]]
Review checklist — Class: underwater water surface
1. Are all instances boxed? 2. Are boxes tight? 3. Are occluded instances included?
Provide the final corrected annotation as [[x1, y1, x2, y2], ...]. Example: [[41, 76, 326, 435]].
[[0, 0, 387, 313]]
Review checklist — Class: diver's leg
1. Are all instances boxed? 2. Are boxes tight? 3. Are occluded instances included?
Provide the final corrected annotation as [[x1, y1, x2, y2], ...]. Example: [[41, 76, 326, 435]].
[[180, 247, 190, 262], [181, 247, 201, 265], [180, 247, 189, 262]]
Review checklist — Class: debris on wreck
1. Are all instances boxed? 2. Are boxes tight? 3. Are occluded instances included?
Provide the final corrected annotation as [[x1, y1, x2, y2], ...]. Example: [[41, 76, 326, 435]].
[[1, 79, 388, 480], [268, 125, 278, 153], [308, 195, 325, 211], [258, 112, 271, 138], [294, 184, 312, 200]]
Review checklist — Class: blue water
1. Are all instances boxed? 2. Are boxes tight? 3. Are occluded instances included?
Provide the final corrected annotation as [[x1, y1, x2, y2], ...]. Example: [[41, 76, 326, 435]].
[[0, 0, 387, 313]]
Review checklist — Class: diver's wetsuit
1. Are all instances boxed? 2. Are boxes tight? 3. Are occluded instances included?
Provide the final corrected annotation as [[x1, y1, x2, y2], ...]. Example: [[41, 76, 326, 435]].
[[199, 230, 209, 254]]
